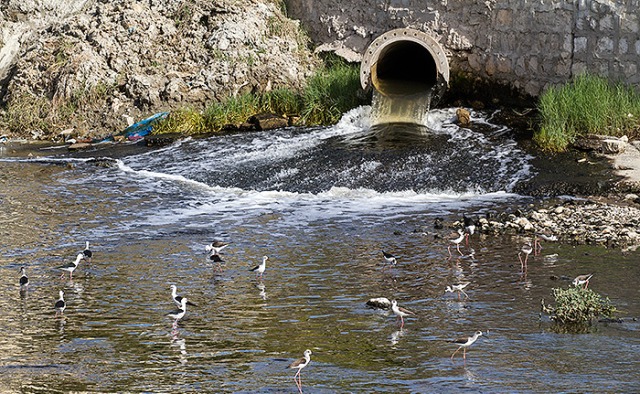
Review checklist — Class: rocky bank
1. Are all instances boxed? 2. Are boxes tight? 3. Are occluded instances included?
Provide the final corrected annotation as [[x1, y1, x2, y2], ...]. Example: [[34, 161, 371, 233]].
[[0, 0, 317, 141]]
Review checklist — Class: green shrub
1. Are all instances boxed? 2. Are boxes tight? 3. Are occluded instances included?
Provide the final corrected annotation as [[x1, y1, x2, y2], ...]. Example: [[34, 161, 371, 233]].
[[542, 286, 616, 327], [535, 73, 640, 151]]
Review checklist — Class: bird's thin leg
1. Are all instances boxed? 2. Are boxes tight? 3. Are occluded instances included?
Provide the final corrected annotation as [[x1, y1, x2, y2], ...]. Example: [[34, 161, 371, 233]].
[[451, 346, 461, 360], [457, 244, 463, 256], [462, 290, 469, 299], [448, 246, 453, 258], [299, 373, 303, 394], [463, 348, 466, 360], [518, 253, 524, 270], [294, 370, 302, 392]]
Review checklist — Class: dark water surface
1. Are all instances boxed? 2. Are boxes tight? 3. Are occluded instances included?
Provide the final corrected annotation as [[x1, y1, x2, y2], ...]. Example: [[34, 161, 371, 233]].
[[1, 108, 638, 393]]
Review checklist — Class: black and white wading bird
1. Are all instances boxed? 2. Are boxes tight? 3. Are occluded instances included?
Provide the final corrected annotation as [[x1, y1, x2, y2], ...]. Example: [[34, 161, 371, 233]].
[[56, 253, 84, 280], [82, 241, 93, 262], [450, 330, 483, 362], [288, 349, 312, 394], [19, 266, 29, 291], [209, 253, 225, 272], [463, 214, 476, 246], [381, 250, 397, 270], [167, 297, 188, 329], [448, 229, 465, 257], [533, 232, 557, 255], [54, 290, 66, 316], [170, 285, 197, 308], [391, 300, 416, 329], [445, 282, 471, 300], [518, 242, 533, 270], [205, 240, 230, 255], [573, 274, 593, 289], [250, 256, 268, 280]]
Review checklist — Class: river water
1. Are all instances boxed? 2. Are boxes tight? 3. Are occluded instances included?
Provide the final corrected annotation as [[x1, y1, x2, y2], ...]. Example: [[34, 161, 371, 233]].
[[1, 107, 638, 393]]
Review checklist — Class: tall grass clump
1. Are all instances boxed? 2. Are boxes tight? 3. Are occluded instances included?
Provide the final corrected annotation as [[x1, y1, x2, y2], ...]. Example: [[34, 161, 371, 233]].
[[536, 73, 640, 151], [299, 56, 365, 125], [158, 56, 365, 135]]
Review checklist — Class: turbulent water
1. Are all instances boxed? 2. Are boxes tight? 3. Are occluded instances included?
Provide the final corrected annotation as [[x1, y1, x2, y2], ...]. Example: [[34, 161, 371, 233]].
[[1, 107, 638, 393]]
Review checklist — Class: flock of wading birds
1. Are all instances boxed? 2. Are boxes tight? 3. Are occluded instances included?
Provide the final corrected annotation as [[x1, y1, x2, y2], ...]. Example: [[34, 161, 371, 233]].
[[16, 216, 595, 393]]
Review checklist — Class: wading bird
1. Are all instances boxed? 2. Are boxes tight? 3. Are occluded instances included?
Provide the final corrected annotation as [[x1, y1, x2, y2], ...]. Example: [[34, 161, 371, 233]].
[[381, 250, 397, 270], [518, 242, 533, 270], [391, 300, 416, 329], [448, 229, 465, 257], [445, 282, 471, 300], [288, 349, 312, 394], [56, 253, 84, 280], [250, 256, 268, 280], [54, 290, 66, 316], [573, 274, 593, 289], [450, 330, 483, 362]]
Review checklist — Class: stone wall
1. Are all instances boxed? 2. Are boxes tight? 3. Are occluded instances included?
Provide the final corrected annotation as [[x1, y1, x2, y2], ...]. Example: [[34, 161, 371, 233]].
[[285, 0, 640, 97]]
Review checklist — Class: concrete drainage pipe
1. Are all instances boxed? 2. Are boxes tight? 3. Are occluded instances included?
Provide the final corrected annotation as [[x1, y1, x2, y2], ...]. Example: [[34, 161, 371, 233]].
[[360, 28, 449, 103]]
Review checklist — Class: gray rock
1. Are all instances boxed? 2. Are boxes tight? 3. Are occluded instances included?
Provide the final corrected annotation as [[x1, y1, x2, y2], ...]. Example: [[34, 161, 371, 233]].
[[601, 138, 627, 154]]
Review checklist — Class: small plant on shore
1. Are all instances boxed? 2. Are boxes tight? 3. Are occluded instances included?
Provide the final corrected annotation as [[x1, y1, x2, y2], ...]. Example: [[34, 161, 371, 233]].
[[153, 108, 206, 135], [536, 73, 640, 151], [541, 285, 616, 332]]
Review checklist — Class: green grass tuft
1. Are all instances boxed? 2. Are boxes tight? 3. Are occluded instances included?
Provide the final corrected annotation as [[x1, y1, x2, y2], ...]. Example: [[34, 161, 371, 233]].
[[156, 56, 366, 135], [535, 73, 640, 151], [542, 285, 616, 330]]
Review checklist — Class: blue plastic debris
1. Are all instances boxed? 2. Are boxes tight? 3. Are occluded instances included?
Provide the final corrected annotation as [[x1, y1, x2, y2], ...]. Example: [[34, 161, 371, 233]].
[[122, 112, 169, 141]]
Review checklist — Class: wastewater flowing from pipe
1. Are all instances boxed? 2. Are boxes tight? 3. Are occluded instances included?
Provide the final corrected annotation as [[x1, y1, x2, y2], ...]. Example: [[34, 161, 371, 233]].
[[369, 88, 433, 126]]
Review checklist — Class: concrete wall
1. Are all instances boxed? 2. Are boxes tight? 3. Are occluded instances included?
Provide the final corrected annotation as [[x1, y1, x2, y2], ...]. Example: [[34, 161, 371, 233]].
[[285, 0, 640, 97]]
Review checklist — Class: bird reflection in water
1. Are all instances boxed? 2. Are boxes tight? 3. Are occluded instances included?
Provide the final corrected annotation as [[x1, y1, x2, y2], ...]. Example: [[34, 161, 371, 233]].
[[171, 335, 188, 365], [390, 329, 404, 346], [257, 282, 267, 300]]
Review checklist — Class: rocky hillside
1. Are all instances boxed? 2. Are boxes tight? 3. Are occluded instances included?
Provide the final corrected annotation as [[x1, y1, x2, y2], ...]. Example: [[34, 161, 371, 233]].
[[0, 0, 318, 141]]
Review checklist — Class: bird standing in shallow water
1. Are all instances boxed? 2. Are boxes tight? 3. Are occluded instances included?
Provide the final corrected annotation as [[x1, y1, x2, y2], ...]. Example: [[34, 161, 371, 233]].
[[463, 214, 476, 246], [250, 256, 268, 280], [56, 253, 83, 280], [170, 285, 197, 308], [448, 229, 465, 257], [167, 297, 188, 330], [450, 331, 483, 362], [19, 266, 29, 291], [288, 349, 312, 394], [533, 232, 557, 255], [445, 282, 470, 300], [573, 274, 593, 289], [381, 250, 397, 270], [391, 300, 416, 329], [82, 241, 93, 263], [209, 253, 225, 272], [54, 290, 66, 316], [518, 242, 533, 270], [206, 240, 230, 255]]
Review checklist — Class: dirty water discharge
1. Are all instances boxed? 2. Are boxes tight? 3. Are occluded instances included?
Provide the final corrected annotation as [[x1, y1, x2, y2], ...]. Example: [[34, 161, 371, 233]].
[[0, 107, 639, 393]]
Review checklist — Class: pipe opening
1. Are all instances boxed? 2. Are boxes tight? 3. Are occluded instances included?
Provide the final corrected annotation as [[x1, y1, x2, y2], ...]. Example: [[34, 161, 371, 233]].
[[371, 41, 438, 97], [360, 28, 450, 126]]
